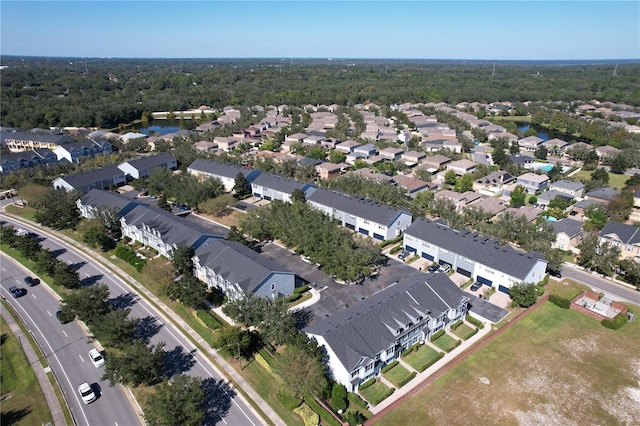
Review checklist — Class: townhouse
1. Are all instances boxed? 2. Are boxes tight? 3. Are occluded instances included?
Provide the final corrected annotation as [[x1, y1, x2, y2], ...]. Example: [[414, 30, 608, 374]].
[[251, 173, 317, 202], [117, 152, 177, 180], [0, 149, 58, 173], [53, 166, 127, 193], [305, 273, 470, 392], [187, 159, 262, 192], [598, 221, 640, 261], [307, 188, 412, 241], [404, 218, 547, 293], [1, 131, 74, 152], [53, 138, 113, 163]]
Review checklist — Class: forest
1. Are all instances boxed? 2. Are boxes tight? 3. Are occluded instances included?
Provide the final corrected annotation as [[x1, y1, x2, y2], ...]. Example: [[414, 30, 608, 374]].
[[1, 56, 639, 130]]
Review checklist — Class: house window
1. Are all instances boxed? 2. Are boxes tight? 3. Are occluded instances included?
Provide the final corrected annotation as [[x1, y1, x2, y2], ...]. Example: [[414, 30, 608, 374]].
[[271, 283, 275, 290], [351, 370, 358, 378], [366, 363, 373, 371]]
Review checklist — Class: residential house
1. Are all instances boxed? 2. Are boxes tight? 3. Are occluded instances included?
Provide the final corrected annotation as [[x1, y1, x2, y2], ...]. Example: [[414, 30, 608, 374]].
[[585, 188, 620, 206], [509, 154, 535, 166], [598, 221, 640, 261], [400, 150, 427, 166], [117, 152, 177, 180], [353, 143, 377, 158], [499, 206, 541, 223], [285, 133, 309, 144], [213, 137, 240, 152], [437, 159, 476, 180], [76, 188, 141, 219], [315, 162, 343, 180], [305, 273, 470, 392], [193, 141, 219, 152], [251, 173, 317, 202], [549, 180, 585, 198], [53, 166, 126, 193], [1, 131, 74, 152], [595, 145, 622, 159], [0, 149, 58, 173], [537, 190, 574, 209], [379, 147, 404, 161], [187, 159, 261, 192], [422, 154, 451, 172], [53, 139, 113, 163], [120, 132, 146, 143], [518, 136, 545, 152], [303, 135, 325, 146], [467, 197, 508, 217], [542, 138, 569, 155], [335, 140, 362, 154], [516, 172, 549, 194], [391, 175, 434, 199], [552, 218, 584, 252], [570, 199, 605, 220], [435, 190, 483, 211], [307, 188, 412, 241], [472, 170, 515, 196], [404, 218, 547, 293]]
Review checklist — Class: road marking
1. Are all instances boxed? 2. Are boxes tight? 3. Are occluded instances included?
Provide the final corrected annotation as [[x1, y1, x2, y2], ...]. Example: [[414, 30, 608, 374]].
[[16, 279, 21, 283], [32, 294, 37, 299], [1, 268, 5, 271], [47, 310, 52, 316], [79, 354, 85, 363], [318, 285, 328, 292], [62, 330, 68, 337]]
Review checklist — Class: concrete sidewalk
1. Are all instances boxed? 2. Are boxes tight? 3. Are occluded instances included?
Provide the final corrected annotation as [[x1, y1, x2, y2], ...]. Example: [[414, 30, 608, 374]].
[[0, 302, 67, 426], [365, 315, 492, 414], [3, 213, 285, 426]]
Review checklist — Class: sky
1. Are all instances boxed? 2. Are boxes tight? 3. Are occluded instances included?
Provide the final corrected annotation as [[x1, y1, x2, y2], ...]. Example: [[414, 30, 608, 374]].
[[1, 1, 639, 60]]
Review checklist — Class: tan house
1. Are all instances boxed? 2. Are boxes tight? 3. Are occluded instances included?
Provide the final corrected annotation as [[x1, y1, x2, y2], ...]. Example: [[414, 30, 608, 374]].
[[315, 162, 343, 180]]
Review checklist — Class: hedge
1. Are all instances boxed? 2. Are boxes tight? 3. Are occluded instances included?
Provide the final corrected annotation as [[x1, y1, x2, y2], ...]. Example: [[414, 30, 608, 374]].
[[330, 383, 348, 412], [277, 391, 302, 410], [287, 293, 302, 303], [466, 314, 484, 329], [548, 294, 571, 309], [601, 312, 628, 330], [294, 402, 319, 426], [401, 345, 415, 357], [358, 378, 376, 391], [347, 392, 368, 409], [414, 351, 444, 372], [294, 284, 310, 294], [430, 329, 445, 342], [396, 372, 417, 388], [304, 398, 341, 426], [380, 234, 404, 248], [389, 245, 404, 254], [196, 310, 222, 329], [451, 319, 463, 330], [381, 360, 399, 374], [254, 352, 278, 378]]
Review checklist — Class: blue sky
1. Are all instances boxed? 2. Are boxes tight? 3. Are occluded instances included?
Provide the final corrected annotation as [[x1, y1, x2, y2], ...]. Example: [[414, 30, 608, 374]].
[[1, 1, 639, 60]]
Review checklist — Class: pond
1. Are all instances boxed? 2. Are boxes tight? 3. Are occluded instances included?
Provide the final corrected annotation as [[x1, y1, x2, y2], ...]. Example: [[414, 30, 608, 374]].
[[517, 123, 582, 143], [138, 119, 182, 136]]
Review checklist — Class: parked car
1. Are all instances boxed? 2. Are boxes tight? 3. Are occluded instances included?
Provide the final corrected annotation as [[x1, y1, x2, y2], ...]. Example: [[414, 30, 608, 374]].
[[24, 276, 39, 287], [439, 264, 452, 274], [9, 286, 27, 298], [470, 281, 482, 292], [88, 348, 105, 368], [397, 250, 411, 260], [78, 382, 96, 404], [427, 264, 440, 273], [548, 269, 562, 278]]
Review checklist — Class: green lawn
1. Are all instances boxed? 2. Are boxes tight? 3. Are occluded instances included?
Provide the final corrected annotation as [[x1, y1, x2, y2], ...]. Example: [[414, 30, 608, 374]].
[[359, 381, 395, 406], [0, 315, 54, 426], [452, 323, 478, 340], [432, 333, 461, 353], [372, 302, 640, 426], [403, 345, 443, 372], [572, 170, 629, 190], [382, 364, 416, 388]]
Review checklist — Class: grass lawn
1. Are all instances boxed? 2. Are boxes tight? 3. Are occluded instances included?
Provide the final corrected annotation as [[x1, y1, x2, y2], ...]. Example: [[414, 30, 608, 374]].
[[452, 323, 478, 340], [548, 279, 591, 300], [5, 204, 39, 221], [359, 381, 395, 406], [372, 302, 640, 426], [0, 315, 54, 426], [403, 345, 443, 372], [572, 170, 629, 190], [432, 333, 460, 353], [382, 364, 416, 388]]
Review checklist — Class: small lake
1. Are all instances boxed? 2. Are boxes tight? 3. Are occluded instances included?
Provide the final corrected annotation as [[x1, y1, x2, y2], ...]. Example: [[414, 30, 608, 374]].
[[138, 120, 181, 136], [516, 123, 583, 143]]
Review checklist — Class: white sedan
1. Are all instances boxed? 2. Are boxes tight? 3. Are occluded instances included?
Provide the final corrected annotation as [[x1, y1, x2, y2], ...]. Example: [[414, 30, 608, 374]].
[[78, 382, 96, 404], [88, 349, 105, 368]]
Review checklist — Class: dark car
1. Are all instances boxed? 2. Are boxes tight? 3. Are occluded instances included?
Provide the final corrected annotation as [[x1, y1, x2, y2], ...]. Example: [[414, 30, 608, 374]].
[[427, 264, 440, 273], [548, 269, 562, 278], [397, 250, 411, 260], [24, 276, 40, 287], [9, 286, 27, 298], [469, 282, 482, 292]]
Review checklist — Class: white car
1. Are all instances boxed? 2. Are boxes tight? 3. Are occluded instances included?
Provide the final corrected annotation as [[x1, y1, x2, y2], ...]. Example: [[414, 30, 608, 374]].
[[78, 382, 96, 404], [88, 349, 105, 368]]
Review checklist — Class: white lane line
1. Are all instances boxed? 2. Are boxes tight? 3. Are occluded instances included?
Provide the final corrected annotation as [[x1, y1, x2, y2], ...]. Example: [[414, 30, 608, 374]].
[[1, 287, 92, 425], [47, 310, 52, 316], [62, 330, 68, 337], [79, 354, 85, 363], [1, 267, 6, 271], [32, 294, 37, 299]]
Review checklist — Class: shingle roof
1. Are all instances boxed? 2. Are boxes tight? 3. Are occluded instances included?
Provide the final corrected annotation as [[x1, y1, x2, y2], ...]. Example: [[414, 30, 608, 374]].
[[550, 180, 584, 192], [305, 273, 468, 372], [1, 131, 72, 144], [586, 187, 620, 201], [599, 221, 640, 245], [79, 189, 140, 214], [552, 218, 583, 238], [194, 238, 293, 293], [187, 159, 256, 179], [308, 188, 410, 226], [251, 173, 315, 194], [119, 152, 176, 171], [405, 218, 545, 280], [57, 166, 125, 189]]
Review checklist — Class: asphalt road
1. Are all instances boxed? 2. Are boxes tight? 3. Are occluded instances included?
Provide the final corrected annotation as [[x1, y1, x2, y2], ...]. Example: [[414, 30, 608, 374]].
[[1, 215, 263, 426], [561, 264, 640, 304], [1, 256, 141, 426]]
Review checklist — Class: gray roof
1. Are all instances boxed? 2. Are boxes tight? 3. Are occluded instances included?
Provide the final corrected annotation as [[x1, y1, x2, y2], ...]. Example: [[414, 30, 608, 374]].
[[307, 188, 410, 226], [194, 239, 293, 294], [573, 199, 604, 209], [57, 166, 125, 189], [586, 187, 620, 201], [57, 138, 111, 151], [187, 158, 257, 179], [405, 218, 545, 280], [79, 189, 141, 215], [119, 152, 176, 171], [251, 173, 315, 194], [1, 131, 72, 145], [538, 189, 573, 202], [599, 221, 640, 245], [552, 218, 583, 237], [551, 180, 584, 192], [305, 273, 468, 372]]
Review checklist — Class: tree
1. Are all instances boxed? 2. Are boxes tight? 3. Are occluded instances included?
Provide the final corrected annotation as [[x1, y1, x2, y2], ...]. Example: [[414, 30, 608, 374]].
[[171, 246, 195, 276], [328, 150, 346, 164], [491, 147, 511, 169], [0, 225, 17, 247], [344, 411, 367, 426], [142, 257, 175, 297], [610, 152, 630, 174], [509, 185, 526, 207], [454, 173, 474, 193], [34, 188, 81, 230], [607, 191, 634, 222], [444, 170, 458, 186], [143, 375, 204, 426], [509, 141, 520, 155], [197, 194, 236, 216], [233, 173, 250, 198], [584, 204, 608, 230], [168, 274, 208, 309], [62, 283, 110, 324], [14, 234, 42, 260], [53, 262, 81, 290], [91, 308, 139, 348], [157, 196, 171, 211], [272, 345, 328, 399], [82, 223, 116, 251], [509, 282, 537, 308], [102, 340, 165, 387], [331, 383, 348, 411], [534, 145, 548, 160], [577, 232, 621, 276], [290, 188, 306, 203], [590, 168, 609, 186], [212, 326, 252, 359]]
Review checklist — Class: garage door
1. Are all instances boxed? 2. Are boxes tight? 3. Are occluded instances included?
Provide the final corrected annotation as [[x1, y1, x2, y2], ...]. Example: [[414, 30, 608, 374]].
[[421, 252, 434, 261], [345, 223, 355, 230], [498, 285, 510, 294], [373, 233, 384, 241], [456, 267, 471, 277], [476, 276, 492, 286], [358, 228, 369, 236], [405, 245, 416, 253]]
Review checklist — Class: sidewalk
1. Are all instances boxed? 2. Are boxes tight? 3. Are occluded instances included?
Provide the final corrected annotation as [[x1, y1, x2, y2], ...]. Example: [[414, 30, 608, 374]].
[[0, 303, 67, 426], [366, 317, 492, 414], [3, 213, 285, 426]]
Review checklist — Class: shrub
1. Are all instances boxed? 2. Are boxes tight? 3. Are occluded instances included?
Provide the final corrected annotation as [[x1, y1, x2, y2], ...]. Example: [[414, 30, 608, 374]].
[[254, 352, 277, 377], [287, 293, 302, 303], [430, 329, 445, 342], [344, 410, 368, 426], [347, 392, 368, 409], [451, 319, 463, 330], [381, 360, 399, 374], [548, 294, 571, 309], [304, 398, 341, 426], [601, 312, 628, 330], [197, 310, 222, 329], [396, 372, 417, 387], [277, 390, 302, 410], [380, 234, 403, 248], [401, 345, 415, 357], [330, 383, 348, 412], [293, 402, 319, 426], [358, 378, 376, 391], [389, 245, 403, 254], [465, 314, 484, 329], [294, 284, 310, 294]]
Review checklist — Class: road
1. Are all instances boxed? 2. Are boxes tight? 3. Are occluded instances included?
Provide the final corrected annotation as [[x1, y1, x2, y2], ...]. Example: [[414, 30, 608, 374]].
[[561, 264, 640, 304], [1, 215, 263, 426]]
